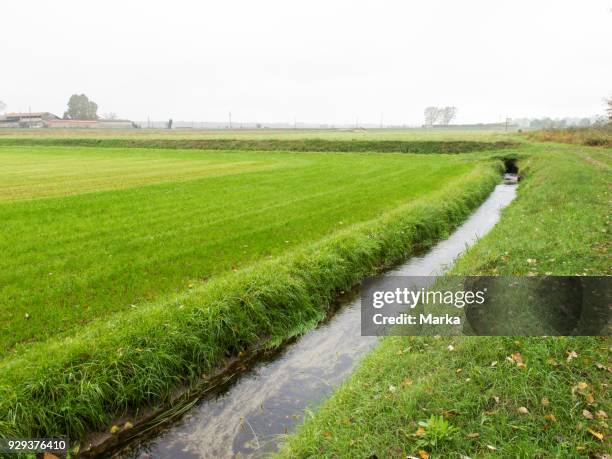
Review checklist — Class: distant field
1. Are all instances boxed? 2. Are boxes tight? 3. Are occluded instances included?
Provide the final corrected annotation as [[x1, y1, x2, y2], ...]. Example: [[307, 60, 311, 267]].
[[0, 145, 483, 355], [0, 127, 517, 142]]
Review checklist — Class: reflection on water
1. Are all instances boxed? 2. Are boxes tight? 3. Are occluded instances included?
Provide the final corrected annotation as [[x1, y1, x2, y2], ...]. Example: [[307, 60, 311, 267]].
[[119, 180, 517, 459]]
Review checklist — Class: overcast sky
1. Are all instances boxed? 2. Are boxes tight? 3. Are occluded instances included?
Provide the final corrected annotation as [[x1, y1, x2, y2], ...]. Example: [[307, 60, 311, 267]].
[[2, 0, 611, 125]]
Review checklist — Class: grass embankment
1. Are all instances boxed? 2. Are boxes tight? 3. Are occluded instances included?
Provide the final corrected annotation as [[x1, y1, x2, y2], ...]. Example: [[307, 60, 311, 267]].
[[0, 137, 515, 154], [1, 147, 481, 354], [526, 126, 611, 147], [278, 144, 611, 458], [0, 148, 503, 442]]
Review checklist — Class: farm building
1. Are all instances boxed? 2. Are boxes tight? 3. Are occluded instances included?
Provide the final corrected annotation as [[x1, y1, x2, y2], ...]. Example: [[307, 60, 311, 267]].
[[0, 112, 60, 128]]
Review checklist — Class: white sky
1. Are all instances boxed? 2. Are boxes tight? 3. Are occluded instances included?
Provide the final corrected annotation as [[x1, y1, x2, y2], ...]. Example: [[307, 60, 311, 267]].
[[2, 0, 611, 124]]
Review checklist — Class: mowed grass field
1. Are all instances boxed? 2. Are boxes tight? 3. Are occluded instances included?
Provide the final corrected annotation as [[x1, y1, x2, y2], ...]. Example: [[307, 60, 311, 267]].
[[0, 145, 483, 356]]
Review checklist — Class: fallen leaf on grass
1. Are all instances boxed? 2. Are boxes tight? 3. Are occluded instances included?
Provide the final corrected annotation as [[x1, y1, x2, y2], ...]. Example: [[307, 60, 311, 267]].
[[447, 344, 455, 351], [541, 397, 550, 407], [415, 426, 426, 436], [518, 407, 529, 415], [511, 352, 523, 364], [544, 414, 557, 422], [322, 431, 333, 439], [418, 450, 430, 459], [572, 382, 589, 396], [583, 410, 594, 420], [492, 395, 500, 404], [486, 445, 497, 451], [388, 385, 397, 393], [402, 378, 413, 387], [586, 393, 595, 405], [110, 425, 120, 434], [587, 428, 604, 441], [467, 432, 480, 438], [566, 351, 578, 362], [596, 410, 608, 419], [123, 421, 134, 430]]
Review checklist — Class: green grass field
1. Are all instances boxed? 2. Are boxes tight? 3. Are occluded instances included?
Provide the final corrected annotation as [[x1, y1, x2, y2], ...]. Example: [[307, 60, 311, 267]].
[[0, 145, 491, 357], [0, 130, 609, 457]]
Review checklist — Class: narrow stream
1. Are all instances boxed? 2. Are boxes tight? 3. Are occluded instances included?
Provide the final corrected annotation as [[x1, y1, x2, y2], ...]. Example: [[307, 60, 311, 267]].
[[118, 175, 517, 459]]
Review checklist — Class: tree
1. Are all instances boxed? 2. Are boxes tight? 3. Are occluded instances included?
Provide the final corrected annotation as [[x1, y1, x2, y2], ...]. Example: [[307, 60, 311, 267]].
[[440, 106, 457, 125], [64, 94, 99, 120], [607, 98, 612, 122], [0, 100, 6, 114], [103, 112, 118, 120], [424, 106, 440, 126]]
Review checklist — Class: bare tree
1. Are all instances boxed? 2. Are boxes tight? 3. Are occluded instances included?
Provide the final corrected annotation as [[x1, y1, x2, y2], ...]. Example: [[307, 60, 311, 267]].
[[424, 106, 440, 126], [440, 106, 458, 125]]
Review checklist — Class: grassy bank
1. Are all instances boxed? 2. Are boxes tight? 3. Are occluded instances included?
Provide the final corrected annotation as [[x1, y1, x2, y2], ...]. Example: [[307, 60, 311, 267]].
[[0, 137, 515, 154], [278, 144, 611, 458], [526, 126, 611, 147], [0, 147, 479, 354], [0, 159, 503, 442]]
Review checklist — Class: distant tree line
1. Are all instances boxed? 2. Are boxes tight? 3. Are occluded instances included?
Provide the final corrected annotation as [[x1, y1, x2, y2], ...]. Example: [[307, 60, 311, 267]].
[[423, 106, 457, 126], [513, 116, 608, 129]]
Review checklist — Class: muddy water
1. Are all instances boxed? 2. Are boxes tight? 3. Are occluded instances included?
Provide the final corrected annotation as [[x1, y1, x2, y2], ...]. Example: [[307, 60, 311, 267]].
[[118, 176, 517, 459]]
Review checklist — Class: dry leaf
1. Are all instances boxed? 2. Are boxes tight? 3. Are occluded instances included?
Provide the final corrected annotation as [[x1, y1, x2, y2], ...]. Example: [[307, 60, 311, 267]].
[[492, 396, 500, 404], [596, 410, 608, 419], [447, 344, 455, 351], [467, 432, 480, 438], [388, 385, 397, 393], [418, 450, 430, 459], [490, 361, 497, 367], [547, 357, 559, 366], [402, 378, 413, 387], [541, 397, 550, 407], [566, 351, 578, 362], [486, 445, 497, 451], [583, 410, 594, 420], [586, 393, 595, 405], [456, 368, 463, 374], [110, 425, 120, 434], [323, 431, 333, 439], [587, 428, 604, 441], [415, 426, 426, 436], [544, 414, 557, 422], [518, 407, 529, 415], [511, 352, 524, 364], [123, 421, 134, 430], [572, 381, 589, 396]]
